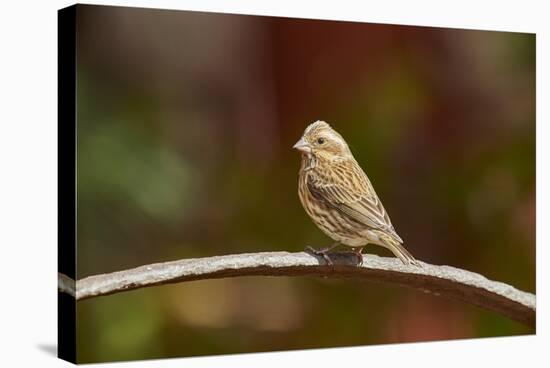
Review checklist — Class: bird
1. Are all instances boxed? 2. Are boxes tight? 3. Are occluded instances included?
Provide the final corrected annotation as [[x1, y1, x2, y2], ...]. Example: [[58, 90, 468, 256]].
[[293, 120, 419, 266]]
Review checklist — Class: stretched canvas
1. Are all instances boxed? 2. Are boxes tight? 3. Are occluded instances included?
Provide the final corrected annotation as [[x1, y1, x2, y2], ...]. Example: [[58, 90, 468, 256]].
[[58, 4, 536, 364]]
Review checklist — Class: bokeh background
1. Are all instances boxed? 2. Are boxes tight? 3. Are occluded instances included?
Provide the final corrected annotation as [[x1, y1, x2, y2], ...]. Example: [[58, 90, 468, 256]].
[[75, 5, 535, 363]]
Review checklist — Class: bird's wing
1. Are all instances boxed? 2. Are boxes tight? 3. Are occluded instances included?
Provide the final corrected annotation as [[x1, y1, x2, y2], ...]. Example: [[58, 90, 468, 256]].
[[307, 160, 402, 242]]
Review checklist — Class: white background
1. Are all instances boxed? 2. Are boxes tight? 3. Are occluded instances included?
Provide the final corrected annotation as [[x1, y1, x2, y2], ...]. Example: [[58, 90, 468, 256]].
[[0, 0, 546, 366]]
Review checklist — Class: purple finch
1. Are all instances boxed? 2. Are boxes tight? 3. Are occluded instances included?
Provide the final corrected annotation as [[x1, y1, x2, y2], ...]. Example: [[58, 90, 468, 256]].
[[294, 120, 418, 266]]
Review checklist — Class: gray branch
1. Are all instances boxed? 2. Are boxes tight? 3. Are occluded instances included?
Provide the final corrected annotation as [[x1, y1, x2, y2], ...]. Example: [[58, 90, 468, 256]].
[[58, 272, 75, 297], [59, 251, 536, 328]]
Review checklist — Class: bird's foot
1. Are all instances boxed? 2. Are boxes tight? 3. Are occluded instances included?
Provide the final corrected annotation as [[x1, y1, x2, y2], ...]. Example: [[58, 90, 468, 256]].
[[353, 247, 364, 266], [305, 244, 339, 266]]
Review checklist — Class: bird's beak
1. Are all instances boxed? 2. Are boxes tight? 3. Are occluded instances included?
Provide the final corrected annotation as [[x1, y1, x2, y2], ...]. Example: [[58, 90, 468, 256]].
[[293, 137, 311, 153]]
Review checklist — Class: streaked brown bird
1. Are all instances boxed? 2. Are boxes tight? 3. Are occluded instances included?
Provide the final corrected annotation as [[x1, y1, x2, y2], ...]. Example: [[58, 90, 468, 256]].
[[293, 120, 419, 266]]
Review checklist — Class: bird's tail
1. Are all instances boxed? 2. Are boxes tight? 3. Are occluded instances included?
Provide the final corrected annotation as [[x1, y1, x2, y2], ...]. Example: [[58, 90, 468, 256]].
[[376, 232, 420, 266]]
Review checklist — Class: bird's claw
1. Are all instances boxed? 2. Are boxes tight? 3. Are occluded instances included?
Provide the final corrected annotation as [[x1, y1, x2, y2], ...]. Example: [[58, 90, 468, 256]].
[[305, 246, 334, 266], [355, 252, 363, 266]]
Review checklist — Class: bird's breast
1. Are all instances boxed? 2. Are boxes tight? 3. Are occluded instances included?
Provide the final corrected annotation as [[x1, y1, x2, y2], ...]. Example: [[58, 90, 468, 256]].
[[299, 164, 377, 246]]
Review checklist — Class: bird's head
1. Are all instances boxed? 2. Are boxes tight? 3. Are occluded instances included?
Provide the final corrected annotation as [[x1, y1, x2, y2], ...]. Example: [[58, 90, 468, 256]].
[[293, 120, 352, 160]]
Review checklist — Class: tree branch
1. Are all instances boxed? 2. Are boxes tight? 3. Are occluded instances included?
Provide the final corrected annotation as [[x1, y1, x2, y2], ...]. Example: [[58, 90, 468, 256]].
[[58, 272, 75, 298], [59, 251, 535, 328]]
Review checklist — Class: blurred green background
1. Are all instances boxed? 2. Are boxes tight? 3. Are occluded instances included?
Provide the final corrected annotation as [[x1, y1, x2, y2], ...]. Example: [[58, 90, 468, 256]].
[[75, 5, 535, 363]]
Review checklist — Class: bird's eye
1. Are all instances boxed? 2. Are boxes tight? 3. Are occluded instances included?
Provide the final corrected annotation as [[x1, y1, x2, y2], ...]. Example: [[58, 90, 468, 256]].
[[317, 137, 325, 144]]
